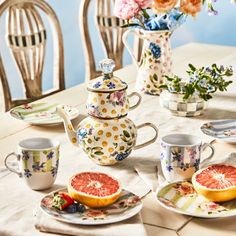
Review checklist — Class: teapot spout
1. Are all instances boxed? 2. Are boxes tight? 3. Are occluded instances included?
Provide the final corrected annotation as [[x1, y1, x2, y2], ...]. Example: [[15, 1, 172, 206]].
[[56, 105, 79, 147]]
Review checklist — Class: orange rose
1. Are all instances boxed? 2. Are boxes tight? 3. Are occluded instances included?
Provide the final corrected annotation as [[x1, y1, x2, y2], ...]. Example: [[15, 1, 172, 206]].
[[152, 0, 178, 13], [180, 0, 202, 17]]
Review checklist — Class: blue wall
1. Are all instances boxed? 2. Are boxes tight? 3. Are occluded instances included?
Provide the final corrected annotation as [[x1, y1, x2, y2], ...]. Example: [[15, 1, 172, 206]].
[[0, 0, 235, 98]]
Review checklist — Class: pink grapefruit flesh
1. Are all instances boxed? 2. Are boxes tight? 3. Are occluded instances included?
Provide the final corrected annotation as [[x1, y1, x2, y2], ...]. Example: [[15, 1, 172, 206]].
[[68, 172, 122, 208], [192, 164, 236, 202]]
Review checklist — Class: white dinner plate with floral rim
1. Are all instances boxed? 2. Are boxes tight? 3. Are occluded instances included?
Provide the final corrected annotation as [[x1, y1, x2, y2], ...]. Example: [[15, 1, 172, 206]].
[[156, 181, 236, 218], [40, 188, 143, 225], [200, 120, 236, 143], [10, 103, 79, 126]]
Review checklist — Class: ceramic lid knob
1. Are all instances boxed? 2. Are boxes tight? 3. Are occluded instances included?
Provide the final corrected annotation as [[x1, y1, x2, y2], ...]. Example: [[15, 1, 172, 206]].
[[99, 58, 115, 74]]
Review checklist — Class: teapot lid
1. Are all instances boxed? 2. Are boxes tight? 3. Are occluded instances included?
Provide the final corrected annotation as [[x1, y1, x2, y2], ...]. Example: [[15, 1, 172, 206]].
[[87, 59, 127, 92]]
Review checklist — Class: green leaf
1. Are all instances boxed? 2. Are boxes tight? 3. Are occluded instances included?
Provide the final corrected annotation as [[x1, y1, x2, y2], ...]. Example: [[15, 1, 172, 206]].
[[188, 64, 196, 72], [123, 130, 130, 138], [121, 136, 127, 142], [92, 147, 103, 151], [142, 9, 150, 19], [159, 84, 168, 89], [153, 73, 158, 81], [121, 23, 141, 28], [127, 141, 133, 146], [94, 151, 104, 155]]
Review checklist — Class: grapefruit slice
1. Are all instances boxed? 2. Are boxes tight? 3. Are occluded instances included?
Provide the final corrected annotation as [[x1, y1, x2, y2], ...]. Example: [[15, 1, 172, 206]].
[[192, 164, 236, 202], [67, 172, 122, 208]]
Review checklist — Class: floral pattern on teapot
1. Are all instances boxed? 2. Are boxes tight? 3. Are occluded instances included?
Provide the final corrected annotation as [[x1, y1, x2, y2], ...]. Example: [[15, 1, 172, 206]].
[[87, 90, 129, 118], [76, 116, 137, 165], [91, 78, 127, 91]]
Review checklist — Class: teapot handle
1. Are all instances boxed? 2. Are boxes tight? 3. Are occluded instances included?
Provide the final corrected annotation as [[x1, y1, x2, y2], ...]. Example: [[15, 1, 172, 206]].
[[133, 123, 158, 150], [122, 29, 144, 68], [128, 92, 142, 110]]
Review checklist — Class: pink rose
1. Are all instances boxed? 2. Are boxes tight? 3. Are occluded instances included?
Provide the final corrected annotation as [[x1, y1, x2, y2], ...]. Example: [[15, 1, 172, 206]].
[[135, 0, 153, 9], [114, 0, 141, 20], [109, 91, 125, 106]]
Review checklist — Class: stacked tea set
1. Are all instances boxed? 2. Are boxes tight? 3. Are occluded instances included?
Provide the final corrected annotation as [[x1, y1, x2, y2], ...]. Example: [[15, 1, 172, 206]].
[[57, 59, 158, 166]]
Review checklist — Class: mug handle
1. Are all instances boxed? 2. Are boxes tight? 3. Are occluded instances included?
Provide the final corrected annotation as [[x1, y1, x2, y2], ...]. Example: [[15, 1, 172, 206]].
[[128, 92, 142, 110], [122, 29, 145, 68], [133, 123, 158, 150], [200, 143, 215, 168], [4, 152, 22, 177]]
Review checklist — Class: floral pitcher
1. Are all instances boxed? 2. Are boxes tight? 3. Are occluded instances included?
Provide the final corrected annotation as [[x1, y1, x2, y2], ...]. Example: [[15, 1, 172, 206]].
[[123, 29, 172, 95]]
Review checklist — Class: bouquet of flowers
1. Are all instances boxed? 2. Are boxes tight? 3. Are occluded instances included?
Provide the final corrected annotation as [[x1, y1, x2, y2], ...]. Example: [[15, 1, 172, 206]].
[[114, 0, 235, 31]]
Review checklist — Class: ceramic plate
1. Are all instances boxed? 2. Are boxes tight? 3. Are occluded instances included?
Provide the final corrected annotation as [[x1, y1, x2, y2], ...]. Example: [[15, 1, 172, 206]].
[[40, 188, 143, 225], [10, 103, 79, 125], [156, 181, 236, 218], [201, 120, 236, 143]]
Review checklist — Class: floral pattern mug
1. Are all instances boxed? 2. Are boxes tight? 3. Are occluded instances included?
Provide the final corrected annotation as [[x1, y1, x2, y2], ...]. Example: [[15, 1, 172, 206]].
[[4, 137, 60, 190], [160, 134, 214, 182]]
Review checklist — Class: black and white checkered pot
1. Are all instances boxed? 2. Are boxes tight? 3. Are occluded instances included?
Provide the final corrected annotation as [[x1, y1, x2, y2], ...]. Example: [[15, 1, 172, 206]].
[[160, 91, 207, 117]]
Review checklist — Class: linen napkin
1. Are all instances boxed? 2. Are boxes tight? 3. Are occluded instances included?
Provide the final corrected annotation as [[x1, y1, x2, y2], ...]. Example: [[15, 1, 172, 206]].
[[34, 159, 151, 236], [134, 160, 166, 194], [35, 209, 147, 236]]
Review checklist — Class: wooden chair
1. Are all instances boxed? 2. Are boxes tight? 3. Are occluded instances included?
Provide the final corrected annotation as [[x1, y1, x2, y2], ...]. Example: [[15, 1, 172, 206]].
[[0, 0, 65, 111], [79, 0, 143, 81]]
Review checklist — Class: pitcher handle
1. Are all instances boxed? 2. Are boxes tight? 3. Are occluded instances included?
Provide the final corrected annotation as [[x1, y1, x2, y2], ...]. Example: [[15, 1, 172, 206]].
[[122, 29, 143, 68], [128, 92, 142, 110], [4, 152, 22, 177], [133, 123, 158, 150]]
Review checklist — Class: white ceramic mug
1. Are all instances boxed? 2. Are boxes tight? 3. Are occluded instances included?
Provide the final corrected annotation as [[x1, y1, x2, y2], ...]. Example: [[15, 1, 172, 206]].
[[160, 134, 214, 182], [4, 137, 60, 190]]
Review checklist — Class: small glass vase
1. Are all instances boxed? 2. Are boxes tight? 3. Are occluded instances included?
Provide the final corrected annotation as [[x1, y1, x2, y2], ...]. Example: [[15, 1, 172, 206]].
[[160, 90, 208, 117]]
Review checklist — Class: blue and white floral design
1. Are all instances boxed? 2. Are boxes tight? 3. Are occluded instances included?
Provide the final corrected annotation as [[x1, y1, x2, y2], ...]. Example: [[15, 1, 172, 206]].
[[22, 150, 30, 160], [166, 165, 173, 172], [24, 169, 32, 178], [93, 81, 102, 89], [47, 151, 54, 160], [87, 104, 102, 117], [115, 151, 131, 161], [107, 82, 116, 89], [32, 162, 45, 171], [149, 43, 161, 59], [51, 159, 59, 177], [77, 128, 87, 141]]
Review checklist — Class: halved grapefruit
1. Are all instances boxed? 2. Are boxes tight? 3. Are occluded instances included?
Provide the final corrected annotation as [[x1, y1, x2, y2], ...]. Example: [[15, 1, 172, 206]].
[[192, 164, 236, 202], [67, 172, 122, 208]]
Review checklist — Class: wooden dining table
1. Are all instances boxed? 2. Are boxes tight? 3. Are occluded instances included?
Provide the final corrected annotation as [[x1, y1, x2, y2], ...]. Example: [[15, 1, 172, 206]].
[[1, 43, 236, 236]]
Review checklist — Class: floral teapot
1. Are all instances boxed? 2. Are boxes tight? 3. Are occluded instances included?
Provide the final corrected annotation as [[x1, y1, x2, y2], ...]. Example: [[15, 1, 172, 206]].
[[57, 106, 158, 165], [86, 59, 142, 119]]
